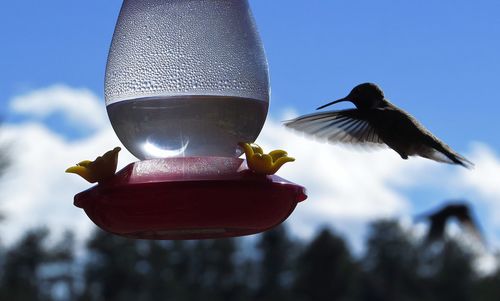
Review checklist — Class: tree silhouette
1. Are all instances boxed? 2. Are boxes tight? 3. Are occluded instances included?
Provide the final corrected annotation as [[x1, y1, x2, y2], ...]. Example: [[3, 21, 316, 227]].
[[361, 220, 426, 301], [42, 230, 77, 301], [255, 224, 298, 301], [424, 239, 475, 301], [0, 228, 52, 301], [189, 238, 248, 301], [134, 240, 180, 301], [293, 228, 359, 301], [0, 217, 498, 300], [474, 261, 500, 301], [80, 229, 145, 301]]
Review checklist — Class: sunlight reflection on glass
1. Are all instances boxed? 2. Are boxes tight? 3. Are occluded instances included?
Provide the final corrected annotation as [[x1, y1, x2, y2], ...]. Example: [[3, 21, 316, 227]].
[[142, 139, 189, 158]]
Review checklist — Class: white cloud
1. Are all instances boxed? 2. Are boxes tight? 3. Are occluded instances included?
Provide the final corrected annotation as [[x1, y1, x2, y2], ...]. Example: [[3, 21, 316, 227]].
[[1, 85, 135, 245], [9, 85, 108, 131], [454, 145, 500, 215], [256, 116, 435, 247], [2, 85, 500, 268], [0, 122, 136, 246]]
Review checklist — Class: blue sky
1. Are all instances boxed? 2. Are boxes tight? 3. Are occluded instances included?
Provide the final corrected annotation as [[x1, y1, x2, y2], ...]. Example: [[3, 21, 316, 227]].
[[2, 1, 500, 149], [1, 1, 500, 264]]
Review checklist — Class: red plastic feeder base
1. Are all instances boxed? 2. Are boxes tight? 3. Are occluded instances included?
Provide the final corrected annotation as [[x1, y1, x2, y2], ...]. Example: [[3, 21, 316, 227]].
[[74, 157, 307, 240]]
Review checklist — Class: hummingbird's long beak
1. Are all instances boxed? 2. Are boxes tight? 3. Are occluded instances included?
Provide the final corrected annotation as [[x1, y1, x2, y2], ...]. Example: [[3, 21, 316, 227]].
[[316, 97, 350, 110]]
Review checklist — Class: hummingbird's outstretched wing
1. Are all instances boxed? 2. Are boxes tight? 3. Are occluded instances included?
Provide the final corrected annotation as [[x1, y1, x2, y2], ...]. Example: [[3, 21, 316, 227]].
[[283, 109, 385, 146]]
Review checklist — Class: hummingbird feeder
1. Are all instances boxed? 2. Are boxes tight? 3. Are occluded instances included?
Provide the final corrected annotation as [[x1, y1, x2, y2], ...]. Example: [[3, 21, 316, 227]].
[[70, 0, 306, 240]]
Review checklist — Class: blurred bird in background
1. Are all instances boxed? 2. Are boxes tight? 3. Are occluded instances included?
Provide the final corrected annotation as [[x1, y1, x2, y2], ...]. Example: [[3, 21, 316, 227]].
[[284, 83, 473, 168], [417, 201, 483, 244]]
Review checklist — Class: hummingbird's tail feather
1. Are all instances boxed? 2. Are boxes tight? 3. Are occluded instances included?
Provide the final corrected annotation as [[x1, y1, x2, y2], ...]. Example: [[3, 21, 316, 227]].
[[423, 139, 474, 169]]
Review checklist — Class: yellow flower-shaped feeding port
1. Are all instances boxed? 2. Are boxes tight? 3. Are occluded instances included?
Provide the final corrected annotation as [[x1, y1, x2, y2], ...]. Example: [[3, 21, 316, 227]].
[[238, 142, 295, 175], [66, 147, 121, 183]]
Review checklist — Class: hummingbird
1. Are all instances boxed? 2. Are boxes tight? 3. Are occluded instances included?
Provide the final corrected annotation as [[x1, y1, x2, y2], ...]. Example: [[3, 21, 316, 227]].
[[284, 83, 473, 168], [417, 202, 483, 244]]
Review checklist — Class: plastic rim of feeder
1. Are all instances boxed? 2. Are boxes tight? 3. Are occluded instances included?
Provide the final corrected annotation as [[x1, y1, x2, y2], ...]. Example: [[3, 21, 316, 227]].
[[74, 157, 307, 240]]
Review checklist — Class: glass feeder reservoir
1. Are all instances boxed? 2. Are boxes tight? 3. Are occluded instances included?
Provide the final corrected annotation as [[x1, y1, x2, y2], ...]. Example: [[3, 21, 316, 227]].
[[105, 0, 269, 159], [72, 0, 306, 240]]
